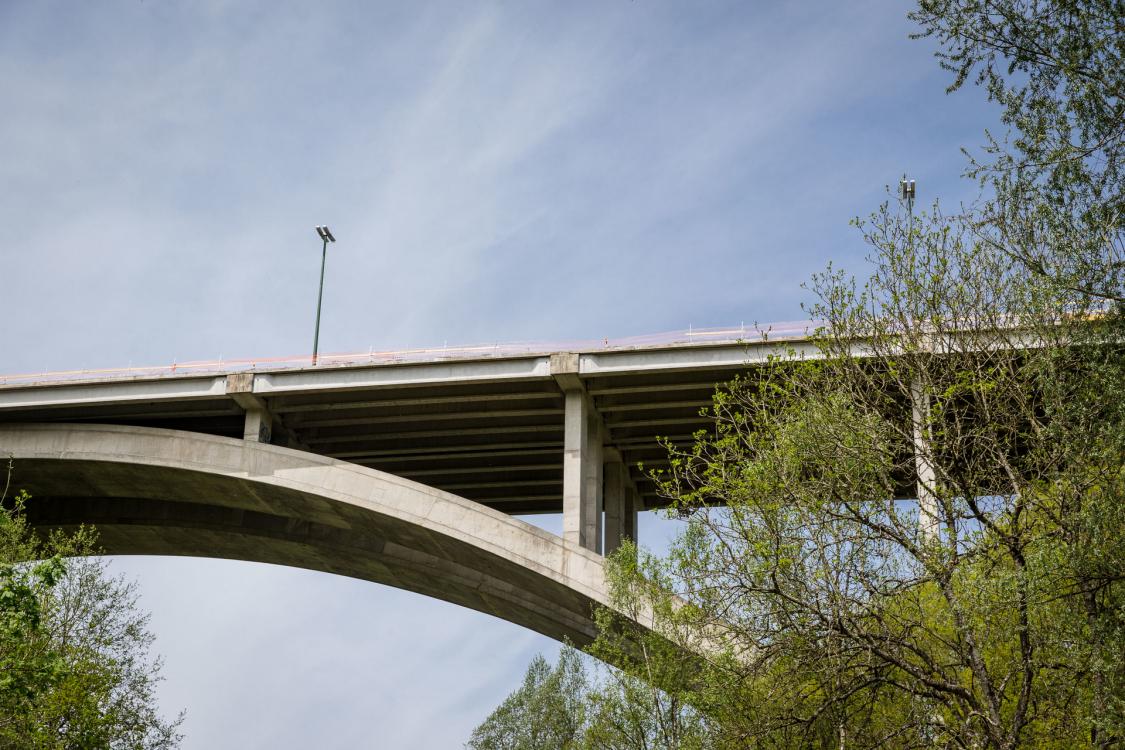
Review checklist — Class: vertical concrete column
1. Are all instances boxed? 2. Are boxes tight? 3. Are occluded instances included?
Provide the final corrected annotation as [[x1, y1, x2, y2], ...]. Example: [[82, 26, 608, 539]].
[[227, 372, 272, 444], [562, 390, 591, 550], [911, 377, 939, 539], [603, 461, 627, 555], [583, 418, 604, 554], [243, 409, 272, 444], [623, 486, 640, 553]]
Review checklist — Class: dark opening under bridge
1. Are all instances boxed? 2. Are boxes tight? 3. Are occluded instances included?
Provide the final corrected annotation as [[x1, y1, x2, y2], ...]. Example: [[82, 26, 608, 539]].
[[0, 325, 826, 644]]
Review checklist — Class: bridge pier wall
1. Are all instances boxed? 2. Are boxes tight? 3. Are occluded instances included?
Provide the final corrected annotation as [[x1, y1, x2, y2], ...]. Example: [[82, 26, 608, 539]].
[[911, 377, 939, 540]]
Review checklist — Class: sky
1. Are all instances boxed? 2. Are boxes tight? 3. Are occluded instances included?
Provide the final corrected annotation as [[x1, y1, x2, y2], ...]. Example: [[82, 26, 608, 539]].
[[1, 1, 999, 746]]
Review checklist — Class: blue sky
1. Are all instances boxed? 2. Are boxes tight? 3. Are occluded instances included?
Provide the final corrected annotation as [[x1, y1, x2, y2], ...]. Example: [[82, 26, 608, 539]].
[[1, 1, 997, 746]]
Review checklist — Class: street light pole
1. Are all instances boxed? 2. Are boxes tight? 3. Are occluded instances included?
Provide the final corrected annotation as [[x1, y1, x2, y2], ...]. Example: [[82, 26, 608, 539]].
[[312, 225, 336, 366]]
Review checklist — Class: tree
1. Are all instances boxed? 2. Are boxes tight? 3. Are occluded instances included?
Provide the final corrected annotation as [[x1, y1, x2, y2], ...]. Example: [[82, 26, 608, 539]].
[[478, 1, 1123, 747], [468, 644, 711, 750], [468, 647, 588, 750], [0, 475, 183, 749], [910, 0, 1124, 303], [622, 201, 1123, 748]]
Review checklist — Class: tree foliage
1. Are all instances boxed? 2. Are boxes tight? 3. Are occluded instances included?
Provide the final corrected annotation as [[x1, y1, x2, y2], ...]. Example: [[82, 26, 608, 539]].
[[478, 1, 1123, 747], [0, 482, 183, 749], [468, 648, 588, 750], [467, 645, 711, 750], [628, 202, 1123, 748], [911, 0, 1124, 302]]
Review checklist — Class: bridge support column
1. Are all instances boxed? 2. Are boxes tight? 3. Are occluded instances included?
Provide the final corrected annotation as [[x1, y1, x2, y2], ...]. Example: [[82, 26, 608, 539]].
[[603, 460, 627, 555], [242, 407, 272, 443], [226, 372, 307, 448], [585, 422, 603, 557], [624, 486, 640, 555], [555, 353, 605, 554], [911, 377, 939, 540], [563, 390, 597, 552], [582, 418, 604, 554], [227, 373, 272, 443]]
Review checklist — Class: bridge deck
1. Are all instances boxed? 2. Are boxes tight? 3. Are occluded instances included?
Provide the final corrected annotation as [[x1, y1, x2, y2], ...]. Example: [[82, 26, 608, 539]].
[[0, 330, 819, 516]]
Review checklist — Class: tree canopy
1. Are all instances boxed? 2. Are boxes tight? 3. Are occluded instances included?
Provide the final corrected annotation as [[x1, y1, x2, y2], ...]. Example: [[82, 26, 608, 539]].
[[0, 481, 183, 749], [473, 1, 1123, 747]]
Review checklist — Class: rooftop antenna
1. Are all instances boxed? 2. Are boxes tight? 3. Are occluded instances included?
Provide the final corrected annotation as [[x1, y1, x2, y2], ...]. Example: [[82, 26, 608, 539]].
[[900, 174, 916, 216]]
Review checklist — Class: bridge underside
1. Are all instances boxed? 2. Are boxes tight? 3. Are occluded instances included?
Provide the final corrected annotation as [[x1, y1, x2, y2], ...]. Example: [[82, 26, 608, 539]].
[[0, 347, 782, 517], [1, 423, 621, 646], [0, 340, 935, 554]]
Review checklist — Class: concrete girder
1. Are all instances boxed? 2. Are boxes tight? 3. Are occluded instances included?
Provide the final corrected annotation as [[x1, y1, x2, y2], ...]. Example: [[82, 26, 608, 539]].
[[225, 372, 310, 450], [275, 390, 561, 415], [1, 338, 823, 515], [307, 424, 563, 445], [294, 408, 564, 429], [0, 423, 627, 647], [336, 442, 563, 460]]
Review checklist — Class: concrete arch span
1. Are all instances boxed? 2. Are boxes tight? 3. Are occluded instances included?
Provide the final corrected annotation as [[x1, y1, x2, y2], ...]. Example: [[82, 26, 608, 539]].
[[0, 423, 618, 646]]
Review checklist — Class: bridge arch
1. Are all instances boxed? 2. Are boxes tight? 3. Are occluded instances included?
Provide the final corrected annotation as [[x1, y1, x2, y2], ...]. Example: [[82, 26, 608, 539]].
[[0, 423, 619, 646]]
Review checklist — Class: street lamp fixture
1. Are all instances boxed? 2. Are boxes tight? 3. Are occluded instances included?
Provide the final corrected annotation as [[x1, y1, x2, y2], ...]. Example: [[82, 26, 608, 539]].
[[312, 225, 336, 366]]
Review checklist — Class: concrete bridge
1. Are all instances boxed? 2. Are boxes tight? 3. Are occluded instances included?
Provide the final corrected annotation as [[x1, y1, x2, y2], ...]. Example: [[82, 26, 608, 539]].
[[0, 327, 817, 644]]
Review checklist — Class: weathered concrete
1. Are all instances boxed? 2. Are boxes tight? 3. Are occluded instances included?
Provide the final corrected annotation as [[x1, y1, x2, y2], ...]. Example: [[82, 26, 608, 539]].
[[911, 377, 939, 539], [623, 486, 640, 549], [603, 461, 627, 555], [561, 390, 592, 550], [584, 419, 604, 554], [0, 423, 623, 646], [0, 339, 822, 516]]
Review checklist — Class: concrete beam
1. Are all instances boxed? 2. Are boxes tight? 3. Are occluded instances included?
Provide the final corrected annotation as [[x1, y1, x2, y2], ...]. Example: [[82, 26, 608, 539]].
[[550, 352, 583, 392], [274, 390, 560, 414], [364, 447, 561, 465], [0, 423, 628, 648], [253, 356, 553, 395], [227, 373, 310, 450], [333, 441, 563, 460], [294, 407, 563, 429], [226, 373, 273, 443], [579, 340, 822, 376], [0, 375, 227, 410], [305, 424, 562, 445], [397, 463, 558, 479]]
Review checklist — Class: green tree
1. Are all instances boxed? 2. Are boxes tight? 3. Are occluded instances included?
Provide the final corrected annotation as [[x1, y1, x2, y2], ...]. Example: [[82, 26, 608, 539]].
[[468, 647, 589, 750], [910, 0, 1124, 303], [480, 1, 1123, 747], [0, 479, 183, 749], [468, 644, 711, 750], [623, 201, 1123, 748]]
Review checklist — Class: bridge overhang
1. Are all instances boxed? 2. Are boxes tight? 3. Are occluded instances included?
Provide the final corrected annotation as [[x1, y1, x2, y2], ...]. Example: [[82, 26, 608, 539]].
[[0, 423, 621, 646]]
